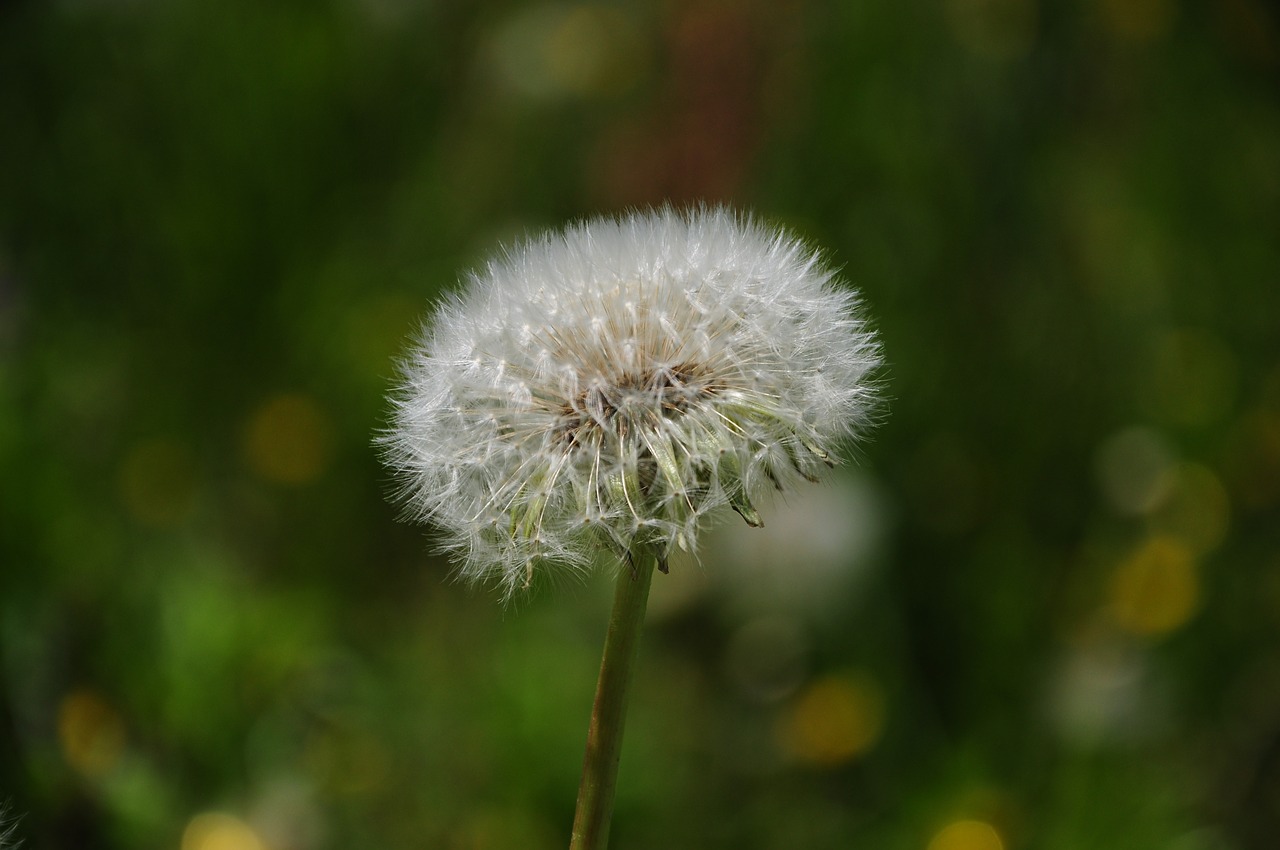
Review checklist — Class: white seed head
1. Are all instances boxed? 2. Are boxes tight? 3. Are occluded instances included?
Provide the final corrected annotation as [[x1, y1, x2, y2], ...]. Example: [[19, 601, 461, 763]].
[[382, 206, 881, 598]]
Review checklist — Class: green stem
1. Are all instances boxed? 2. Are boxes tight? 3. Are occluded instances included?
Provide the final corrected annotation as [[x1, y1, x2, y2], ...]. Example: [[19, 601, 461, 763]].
[[569, 551, 658, 850]]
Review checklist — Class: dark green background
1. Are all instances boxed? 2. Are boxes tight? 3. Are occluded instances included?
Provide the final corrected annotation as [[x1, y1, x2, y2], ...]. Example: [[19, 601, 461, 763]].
[[3, 1, 1279, 848]]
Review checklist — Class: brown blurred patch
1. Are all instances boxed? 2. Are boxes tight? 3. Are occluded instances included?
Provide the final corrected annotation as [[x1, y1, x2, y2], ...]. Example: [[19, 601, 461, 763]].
[[587, 0, 804, 206]]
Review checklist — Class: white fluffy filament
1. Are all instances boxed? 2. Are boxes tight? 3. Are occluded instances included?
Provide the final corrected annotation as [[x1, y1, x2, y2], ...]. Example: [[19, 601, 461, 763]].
[[383, 207, 881, 598]]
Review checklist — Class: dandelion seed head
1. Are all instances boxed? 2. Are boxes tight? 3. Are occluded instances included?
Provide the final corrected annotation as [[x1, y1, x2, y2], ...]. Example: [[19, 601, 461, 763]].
[[382, 206, 881, 598]]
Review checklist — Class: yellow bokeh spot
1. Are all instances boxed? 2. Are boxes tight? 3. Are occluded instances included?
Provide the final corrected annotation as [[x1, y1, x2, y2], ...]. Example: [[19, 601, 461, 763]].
[[58, 689, 126, 778], [1108, 536, 1199, 637], [1097, 0, 1175, 43], [1150, 463, 1230, 555], [776, 673, 884, 766], [928, 819, 1005, 850], [1144, 329, 1238, 428], [243, 394, 334, 485], [488, 4, 645, 101], [945, 0, 1038, 61], [545, 7, 641, 97], [181, 812, 266, 850], [118, 437, 197, 526]]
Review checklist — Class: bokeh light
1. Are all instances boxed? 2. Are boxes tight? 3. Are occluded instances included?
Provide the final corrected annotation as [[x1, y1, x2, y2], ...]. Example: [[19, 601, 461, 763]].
[[57, 689, 126, 779], [927, 819, 1005, 850], [776, 672, 885, 767], [1096, 0, 1177, 43], [181, 812, 266, 850], [1094, 426, 1175, 516], [242, 394, 335, 486], [1108, 536, 1200, 638], [1142, 329, 1239, 429], [1150, 463, 1230, 556], [485, 4, 647, 102], [944, 0, 1038, 61]]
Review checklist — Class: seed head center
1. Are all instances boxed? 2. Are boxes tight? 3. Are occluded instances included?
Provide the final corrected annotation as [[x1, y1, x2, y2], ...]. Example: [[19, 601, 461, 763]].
[[558, 364, 715, 446]]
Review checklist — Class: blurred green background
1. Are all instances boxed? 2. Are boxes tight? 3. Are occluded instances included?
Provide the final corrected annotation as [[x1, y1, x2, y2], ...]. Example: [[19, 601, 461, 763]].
[[2, 1, 1279, 848]]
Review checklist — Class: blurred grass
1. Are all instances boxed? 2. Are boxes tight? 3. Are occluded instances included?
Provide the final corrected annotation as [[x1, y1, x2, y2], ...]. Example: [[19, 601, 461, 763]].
[[2, 1, 1279, 848]]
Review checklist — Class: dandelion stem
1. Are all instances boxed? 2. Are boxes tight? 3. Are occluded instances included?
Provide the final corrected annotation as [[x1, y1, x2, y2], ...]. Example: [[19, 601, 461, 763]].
[[569, 550, 658, 850]]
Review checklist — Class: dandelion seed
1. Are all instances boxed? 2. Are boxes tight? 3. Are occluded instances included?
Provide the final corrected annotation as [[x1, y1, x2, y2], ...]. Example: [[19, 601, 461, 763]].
[[382, 206, 881, 598]]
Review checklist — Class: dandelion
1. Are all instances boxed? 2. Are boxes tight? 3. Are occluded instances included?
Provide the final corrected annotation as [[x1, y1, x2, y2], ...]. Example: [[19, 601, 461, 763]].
[[381, 206, 881, 849], [384, 206, 880, 593]]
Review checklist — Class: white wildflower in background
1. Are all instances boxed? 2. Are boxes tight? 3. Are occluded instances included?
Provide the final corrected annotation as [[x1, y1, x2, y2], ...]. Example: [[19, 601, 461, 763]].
[[383, 206, 880, 597]]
